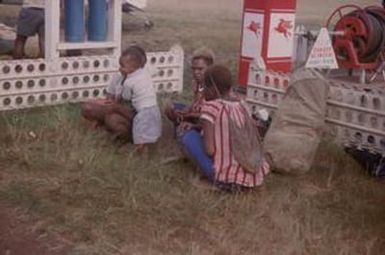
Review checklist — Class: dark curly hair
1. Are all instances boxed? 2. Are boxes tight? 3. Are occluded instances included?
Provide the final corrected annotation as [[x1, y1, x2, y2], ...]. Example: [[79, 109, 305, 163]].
[[204, 65, 233, 96], [121, 45, 147, 68]]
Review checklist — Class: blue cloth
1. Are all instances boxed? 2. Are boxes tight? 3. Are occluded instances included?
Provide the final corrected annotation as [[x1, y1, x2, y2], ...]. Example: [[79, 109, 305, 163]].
[[64, 0, 85, 42], [173, 102, 187, 111], [178, 129, 215, 182], [88, 0, 108, 41], [178, 129, 252, 193]]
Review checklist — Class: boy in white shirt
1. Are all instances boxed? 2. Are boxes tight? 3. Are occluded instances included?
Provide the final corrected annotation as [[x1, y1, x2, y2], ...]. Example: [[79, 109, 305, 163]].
[[14, 0, 45, 59], [119, 46, 161, 152], [81, 46, 161, 152]]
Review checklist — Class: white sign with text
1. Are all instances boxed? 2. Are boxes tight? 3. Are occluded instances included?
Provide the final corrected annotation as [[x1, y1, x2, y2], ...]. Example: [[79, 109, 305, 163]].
[[306, 28, 338, 69]]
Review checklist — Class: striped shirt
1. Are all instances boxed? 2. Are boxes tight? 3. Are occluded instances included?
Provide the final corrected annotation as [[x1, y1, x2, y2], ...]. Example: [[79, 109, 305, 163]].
[[200, 99, 269, 187]]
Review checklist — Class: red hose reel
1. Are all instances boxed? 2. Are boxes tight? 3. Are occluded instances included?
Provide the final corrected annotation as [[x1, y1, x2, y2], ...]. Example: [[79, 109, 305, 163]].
[[326, 5, 385, 70]]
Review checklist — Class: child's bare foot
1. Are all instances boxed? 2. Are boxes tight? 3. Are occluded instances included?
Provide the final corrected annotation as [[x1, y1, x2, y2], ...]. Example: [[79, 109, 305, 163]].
[[128, 144, 149, 159], [189, 175, 219, 192], [90, 121, 101, 130]]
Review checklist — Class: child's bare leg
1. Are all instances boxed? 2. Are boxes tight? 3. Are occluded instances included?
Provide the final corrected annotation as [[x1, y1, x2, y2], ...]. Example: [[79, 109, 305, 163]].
[[109, 104, 135, 121], [164, 105, 177, 122], [104, 113, 132, 140], [81, 101, 108, 128], [13, 35, 27, 59], [132, 144, 149, 158]]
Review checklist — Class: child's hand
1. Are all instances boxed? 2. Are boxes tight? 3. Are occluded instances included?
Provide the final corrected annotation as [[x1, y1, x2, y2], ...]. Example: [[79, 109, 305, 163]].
[[175, 110, 185, 123], [178, 121, 196, 132]]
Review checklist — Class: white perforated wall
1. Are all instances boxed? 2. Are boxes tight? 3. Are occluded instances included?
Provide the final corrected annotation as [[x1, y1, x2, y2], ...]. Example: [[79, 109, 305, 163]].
[[246, 67, 289, 115], [0, 45, 184, 111], [327, 82, 385, 154], [246, 66, 385, 155]]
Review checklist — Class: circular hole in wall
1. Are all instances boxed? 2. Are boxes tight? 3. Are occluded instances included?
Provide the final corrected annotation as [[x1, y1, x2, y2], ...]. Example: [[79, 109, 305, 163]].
[[72, 61, 80, 69], [62, 77, 69, 85], [3, 98, 11, 106], [2, 82, 11, 90], [93, 89, 100, 97], [93, 75, 100, 82], [39, 79, 46, 87], [61, 92, 69, 100], [83, 76, 90, 83], [27, 80, 35, 88], [2, 65, 10, 74], [367, 135, 375, 144], [72, 91, 79, 99], [83, 61, 90, 68], [93, 60, 100, 68], [27, 64, 34, 72], [39, 94, 46, 102], [39, 63, 46, 72], [73, 76, 80, 85], [15, 65, 23, 73], [61, 62, 69, 70], [27, 95, 35, 104], [15, 96, 23, 105], [15, 81, 23, 89]]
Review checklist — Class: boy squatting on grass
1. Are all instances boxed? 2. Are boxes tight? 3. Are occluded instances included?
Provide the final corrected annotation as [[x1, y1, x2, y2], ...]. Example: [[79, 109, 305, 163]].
[[81, 46, 162, 153]]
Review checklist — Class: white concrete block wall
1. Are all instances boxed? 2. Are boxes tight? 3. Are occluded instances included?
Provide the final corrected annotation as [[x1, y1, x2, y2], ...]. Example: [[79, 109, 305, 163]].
[[246, 66, 385, 155], [0, 45, 184, 111]]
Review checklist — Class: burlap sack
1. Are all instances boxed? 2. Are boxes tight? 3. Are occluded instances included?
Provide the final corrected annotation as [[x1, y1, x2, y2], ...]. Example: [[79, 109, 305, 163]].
[[225, 103, 264, 173], [263, 68, 329, 174]]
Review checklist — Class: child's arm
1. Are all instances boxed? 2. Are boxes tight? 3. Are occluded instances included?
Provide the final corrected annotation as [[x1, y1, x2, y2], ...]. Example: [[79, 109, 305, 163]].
[[177, 121, 202, 135], [179, 111, 200, 122], [105, 74, 124, 101], [107, 103, 134, 120]]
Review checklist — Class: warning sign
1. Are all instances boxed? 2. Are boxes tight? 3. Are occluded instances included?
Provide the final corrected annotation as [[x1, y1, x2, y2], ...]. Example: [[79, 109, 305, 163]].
[[305, 28, 338, 69]]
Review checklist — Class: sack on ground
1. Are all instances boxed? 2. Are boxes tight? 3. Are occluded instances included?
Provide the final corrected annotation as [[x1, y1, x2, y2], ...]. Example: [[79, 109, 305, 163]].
[[264, 68, 329, 174]]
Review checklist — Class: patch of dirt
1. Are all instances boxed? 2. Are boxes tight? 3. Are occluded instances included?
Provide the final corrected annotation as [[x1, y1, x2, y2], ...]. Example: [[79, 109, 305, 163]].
[[0, 204, 71, 255]]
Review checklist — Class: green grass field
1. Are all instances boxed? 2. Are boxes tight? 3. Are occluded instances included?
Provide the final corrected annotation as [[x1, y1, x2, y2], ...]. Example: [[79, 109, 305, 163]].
[[0, 0, 384, 254]]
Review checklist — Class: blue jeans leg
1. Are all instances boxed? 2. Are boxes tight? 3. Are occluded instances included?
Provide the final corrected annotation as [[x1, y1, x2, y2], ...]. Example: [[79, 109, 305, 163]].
[[173, 102, 187, 111], [178, 129, 215, 182]]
